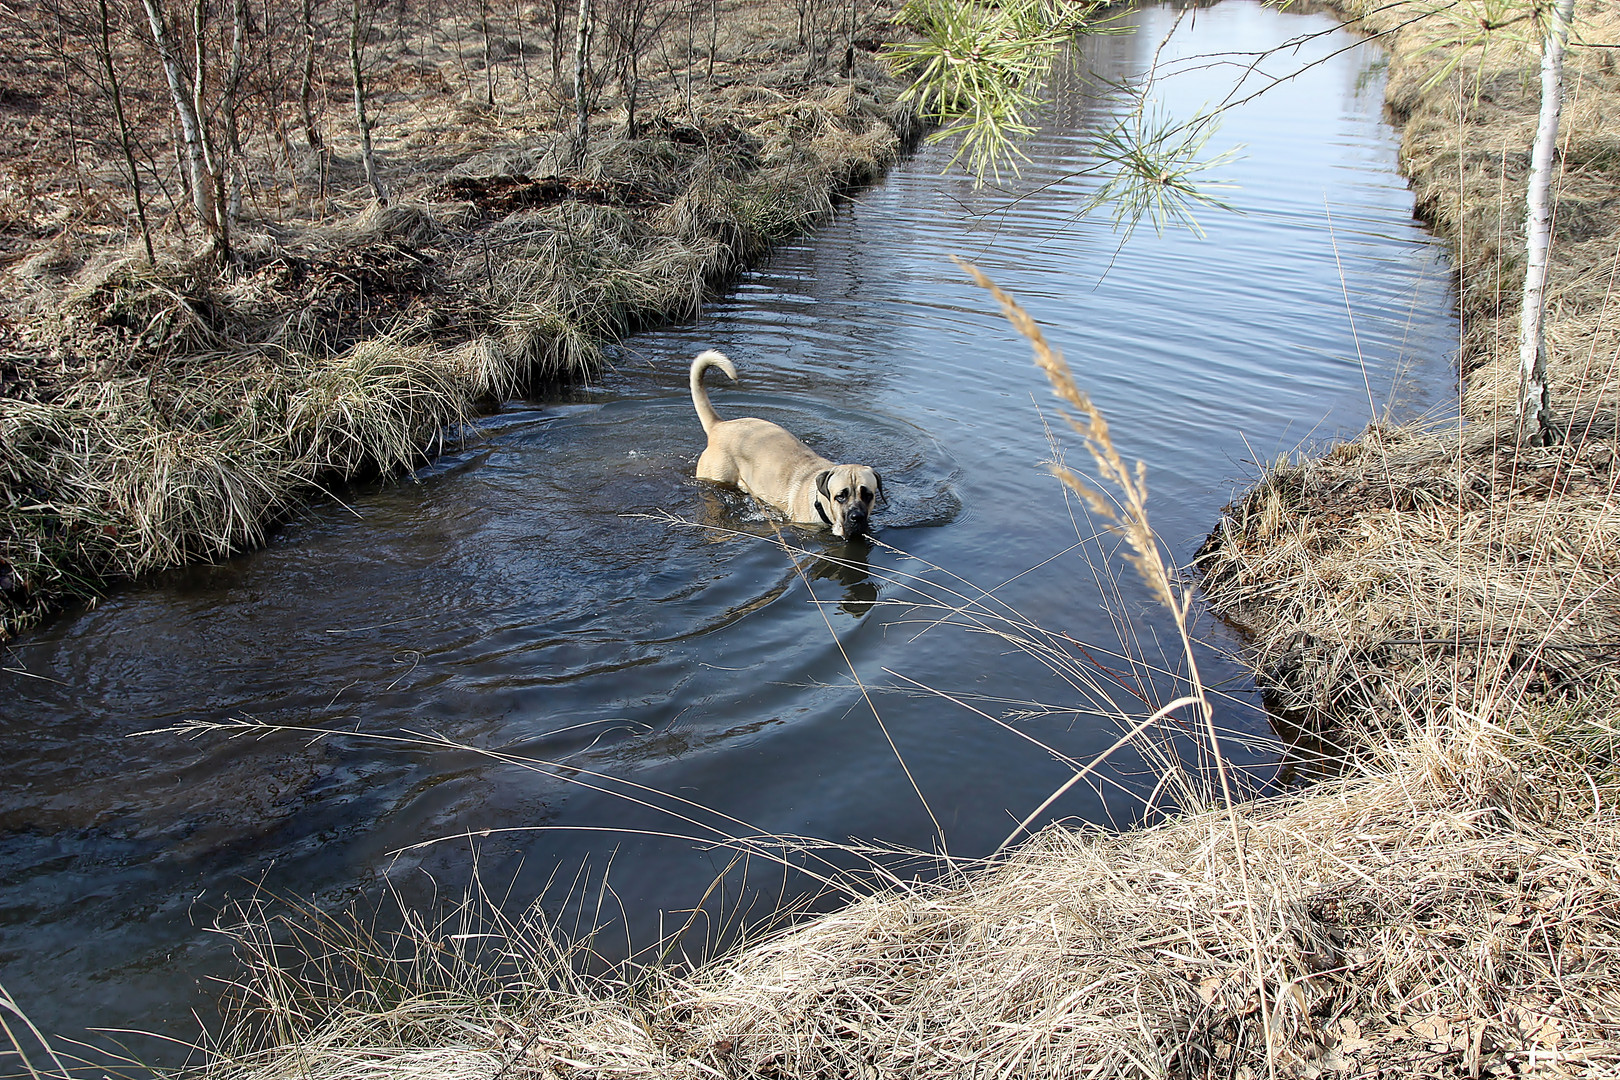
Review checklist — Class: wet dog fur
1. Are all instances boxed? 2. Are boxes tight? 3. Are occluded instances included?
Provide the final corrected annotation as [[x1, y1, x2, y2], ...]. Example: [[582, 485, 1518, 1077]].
[[689, 349, 881, 539]]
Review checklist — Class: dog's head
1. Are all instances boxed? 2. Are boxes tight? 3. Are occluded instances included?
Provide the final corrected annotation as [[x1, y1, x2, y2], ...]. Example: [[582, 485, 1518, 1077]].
[[814, 465, 883, 540]]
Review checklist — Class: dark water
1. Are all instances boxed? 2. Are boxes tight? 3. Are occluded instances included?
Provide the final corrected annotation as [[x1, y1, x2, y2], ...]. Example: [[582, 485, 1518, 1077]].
[[0, 1, 1455, 1059]]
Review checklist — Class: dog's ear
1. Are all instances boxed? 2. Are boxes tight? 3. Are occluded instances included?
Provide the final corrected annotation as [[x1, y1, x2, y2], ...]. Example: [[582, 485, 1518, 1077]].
[[873, 471, 886, 505], [816, 469, 832, 499]]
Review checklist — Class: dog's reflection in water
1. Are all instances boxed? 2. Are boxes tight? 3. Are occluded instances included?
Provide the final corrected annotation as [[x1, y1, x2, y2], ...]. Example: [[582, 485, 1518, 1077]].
[[805, 541, 879, 618], [692, 488, 879, 617]]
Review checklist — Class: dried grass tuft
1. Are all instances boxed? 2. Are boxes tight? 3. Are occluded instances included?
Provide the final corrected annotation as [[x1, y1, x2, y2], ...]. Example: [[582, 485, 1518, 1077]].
[[140, 696, 1620, 1080], [0, 4, 917, 638], [1197, 418, 1620, 759]]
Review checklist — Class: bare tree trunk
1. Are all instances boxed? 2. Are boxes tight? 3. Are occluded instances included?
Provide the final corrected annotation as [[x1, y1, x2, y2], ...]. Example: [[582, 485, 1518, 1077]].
[[99, 0, 157, 264], [191, 0, 232, 254], [141, 0, 225, 250], [551, 0, 567, 94], [571, 0, 593, 163], [511, 0, 531, 99], [479, 0, 495, 104], [224, 0, 249, 223], [350, 0, 387, 202], [623, 38, 638, 137], [301, 0, 331, 208], [842, 0, 854, 77], [299, 0, 324, 150], [1517, 0, 1576, 447]]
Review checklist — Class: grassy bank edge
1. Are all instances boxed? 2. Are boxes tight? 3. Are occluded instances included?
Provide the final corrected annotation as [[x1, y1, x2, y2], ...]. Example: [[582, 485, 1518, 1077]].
[[157, 10, 1620, 1073], [0, 23, 922, 642]]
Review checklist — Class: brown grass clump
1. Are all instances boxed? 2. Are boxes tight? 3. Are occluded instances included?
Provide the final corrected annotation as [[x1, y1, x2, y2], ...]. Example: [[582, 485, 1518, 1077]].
[[1198, 419, 1620, 757], [1197, 0, 1620, 761], [663, 710, 1620, 1079], [0, 0, 920, 637]]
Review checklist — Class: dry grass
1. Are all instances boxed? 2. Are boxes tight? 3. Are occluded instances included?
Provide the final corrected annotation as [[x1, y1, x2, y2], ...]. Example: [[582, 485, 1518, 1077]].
[[83, 689, 1611, 1080], [1197, 419, 1620, 758], [1196, 0, 1620, 761], [0, 0, 920, 637], [654, 707, 1620, 1079]]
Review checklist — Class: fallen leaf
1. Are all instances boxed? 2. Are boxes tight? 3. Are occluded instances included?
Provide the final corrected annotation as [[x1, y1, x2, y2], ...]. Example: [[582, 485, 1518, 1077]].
[[1411, 1016, 1451, 1043]]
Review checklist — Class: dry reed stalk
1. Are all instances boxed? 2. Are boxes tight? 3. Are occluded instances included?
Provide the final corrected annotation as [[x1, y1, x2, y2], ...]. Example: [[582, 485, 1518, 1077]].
[[117, 692, 1619, 1080]]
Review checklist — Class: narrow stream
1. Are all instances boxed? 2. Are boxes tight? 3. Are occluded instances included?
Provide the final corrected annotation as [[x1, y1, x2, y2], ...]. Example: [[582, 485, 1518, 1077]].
[[1, 1, 1456, 1057]]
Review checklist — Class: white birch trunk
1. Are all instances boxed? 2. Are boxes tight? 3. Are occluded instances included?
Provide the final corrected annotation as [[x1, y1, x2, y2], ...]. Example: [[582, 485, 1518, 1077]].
[[140, 0, 220, 243], [1517, 0, 1577, 446], [189, 0, 229, 251], [572, 0, 593, 163]]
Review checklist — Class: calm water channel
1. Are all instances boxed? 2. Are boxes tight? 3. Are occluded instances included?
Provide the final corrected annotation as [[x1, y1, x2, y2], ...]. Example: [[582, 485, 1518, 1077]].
[[1, 0, 1457, 1058]]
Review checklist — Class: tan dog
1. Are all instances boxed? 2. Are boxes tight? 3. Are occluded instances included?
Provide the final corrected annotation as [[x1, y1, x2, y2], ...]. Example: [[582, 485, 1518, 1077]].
[[690, 349, 882, 539]]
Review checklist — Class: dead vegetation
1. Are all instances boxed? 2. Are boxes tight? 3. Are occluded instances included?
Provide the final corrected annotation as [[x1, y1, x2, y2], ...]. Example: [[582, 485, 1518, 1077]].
[[1196, 0, 1620, 763], [123, 683, 1616, 1080], [0, 0, 920, 636]]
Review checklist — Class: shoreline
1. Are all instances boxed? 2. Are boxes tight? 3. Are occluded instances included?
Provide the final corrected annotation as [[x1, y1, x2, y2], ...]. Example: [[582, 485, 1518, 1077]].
[[0, 0, 917, 639], [5, 0, 1618, 1074]]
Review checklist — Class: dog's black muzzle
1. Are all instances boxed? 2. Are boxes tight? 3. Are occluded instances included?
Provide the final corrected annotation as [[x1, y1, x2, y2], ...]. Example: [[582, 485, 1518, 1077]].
[[844, 506, 869, 537]]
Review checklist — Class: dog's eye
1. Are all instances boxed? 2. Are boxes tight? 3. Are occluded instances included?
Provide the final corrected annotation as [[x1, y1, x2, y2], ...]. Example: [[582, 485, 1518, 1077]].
[[835, 490, 849, 502], [859, 487, 871, 501]]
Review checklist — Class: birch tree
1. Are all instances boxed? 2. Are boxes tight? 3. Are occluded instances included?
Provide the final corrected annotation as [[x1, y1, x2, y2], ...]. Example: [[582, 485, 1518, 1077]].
[[223, 0, 249, 223], [571, 0, 594, 163], [140, 0, 228, 253], [350, 0, 387, 203], [190, 0, 230, 250], [1517, 0, 1577, 446]]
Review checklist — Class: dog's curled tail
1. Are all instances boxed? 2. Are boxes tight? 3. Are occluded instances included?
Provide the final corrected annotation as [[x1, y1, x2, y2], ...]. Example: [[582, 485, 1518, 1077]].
[[689, 349, 737, 435]]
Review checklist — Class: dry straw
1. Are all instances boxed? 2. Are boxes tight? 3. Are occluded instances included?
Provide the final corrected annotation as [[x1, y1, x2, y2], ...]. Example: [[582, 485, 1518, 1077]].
[[0, 4, 921, 639]]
